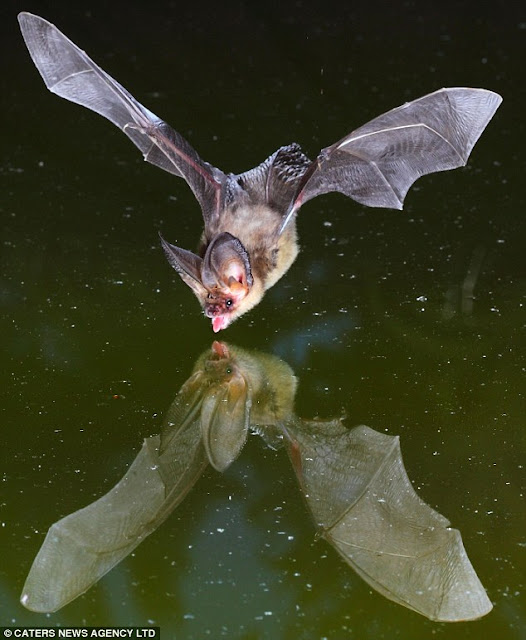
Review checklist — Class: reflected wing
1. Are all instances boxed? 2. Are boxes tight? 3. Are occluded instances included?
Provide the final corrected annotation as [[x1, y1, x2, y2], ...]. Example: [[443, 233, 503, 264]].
[[284, 421, 492, 621], [280, 88, 502, 231], [21, 398, 208, 613], [18, 12, 224, 221]]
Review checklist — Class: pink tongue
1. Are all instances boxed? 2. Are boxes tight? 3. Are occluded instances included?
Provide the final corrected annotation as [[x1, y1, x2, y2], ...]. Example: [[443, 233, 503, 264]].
[[212, 316, 227, 332]]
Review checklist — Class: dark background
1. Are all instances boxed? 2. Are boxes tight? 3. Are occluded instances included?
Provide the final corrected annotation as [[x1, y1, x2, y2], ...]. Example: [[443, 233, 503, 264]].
[[1, 1, 524, 638]]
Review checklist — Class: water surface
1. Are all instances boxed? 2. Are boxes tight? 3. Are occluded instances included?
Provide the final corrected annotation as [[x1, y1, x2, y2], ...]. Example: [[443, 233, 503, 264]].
[[1, 1, 524, 638]]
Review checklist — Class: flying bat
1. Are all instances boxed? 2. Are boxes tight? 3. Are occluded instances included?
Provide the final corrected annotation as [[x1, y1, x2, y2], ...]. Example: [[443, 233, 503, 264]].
[[21, 342, 492, 621], [18, 12, 502, 331]]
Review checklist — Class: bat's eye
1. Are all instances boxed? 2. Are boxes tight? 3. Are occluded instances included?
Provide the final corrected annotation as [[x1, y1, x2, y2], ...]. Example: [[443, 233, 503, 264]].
[[225, 299, 233, 308]]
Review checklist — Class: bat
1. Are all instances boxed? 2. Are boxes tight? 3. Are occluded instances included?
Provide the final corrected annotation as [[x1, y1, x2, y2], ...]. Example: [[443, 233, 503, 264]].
[[18, 13, 502, 332], [21, 342, 492, 621]]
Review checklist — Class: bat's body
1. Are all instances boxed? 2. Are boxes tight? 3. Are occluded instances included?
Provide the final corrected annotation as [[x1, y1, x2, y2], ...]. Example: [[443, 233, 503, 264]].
[[18, 13, 502, 331], [189, 200, 300, 331]]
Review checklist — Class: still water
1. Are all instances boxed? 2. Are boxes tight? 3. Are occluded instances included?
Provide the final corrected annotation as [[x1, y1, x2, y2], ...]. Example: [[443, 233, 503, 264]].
[[1, 1, 524, 638]]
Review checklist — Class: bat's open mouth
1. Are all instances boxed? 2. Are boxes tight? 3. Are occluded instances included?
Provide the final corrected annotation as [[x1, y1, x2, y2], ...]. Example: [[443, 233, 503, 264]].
[[212, 315, 229, 332]]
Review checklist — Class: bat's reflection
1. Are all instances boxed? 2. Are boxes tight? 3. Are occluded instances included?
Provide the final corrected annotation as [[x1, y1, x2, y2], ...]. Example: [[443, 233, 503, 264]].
[[21, 342, 492, 621]]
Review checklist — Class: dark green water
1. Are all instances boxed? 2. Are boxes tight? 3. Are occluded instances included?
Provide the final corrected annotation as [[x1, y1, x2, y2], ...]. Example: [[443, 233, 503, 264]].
[[1, 1, 524, 638]]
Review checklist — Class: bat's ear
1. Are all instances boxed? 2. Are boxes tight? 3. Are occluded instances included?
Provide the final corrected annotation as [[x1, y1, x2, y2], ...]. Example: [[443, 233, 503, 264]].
[[201, 232, 253, 292], [200, 375, 250, 471], [159, 233, 208, 299]]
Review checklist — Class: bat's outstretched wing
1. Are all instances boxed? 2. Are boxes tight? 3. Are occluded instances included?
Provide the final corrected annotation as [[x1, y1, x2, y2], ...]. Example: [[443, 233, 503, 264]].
[[18, 12, 225, 221], [280, 88, 502, 231], [284, 420, 493, 621], [20, 394, 208, 613], [20, 341, 257, 613]]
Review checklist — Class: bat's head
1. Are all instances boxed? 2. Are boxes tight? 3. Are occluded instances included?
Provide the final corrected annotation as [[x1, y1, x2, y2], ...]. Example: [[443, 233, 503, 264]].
[[160, 232, 257, 332], [203, 283, 248, 332]]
